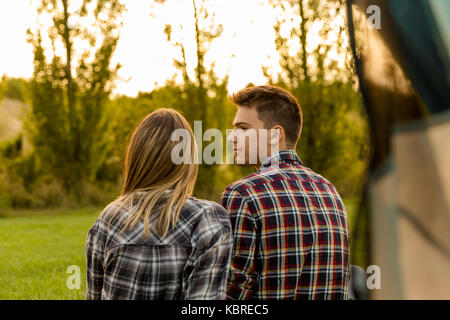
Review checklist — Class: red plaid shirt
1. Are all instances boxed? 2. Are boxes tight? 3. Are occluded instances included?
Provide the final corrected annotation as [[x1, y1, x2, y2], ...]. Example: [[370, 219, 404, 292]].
[[220, 150, 350, 299]]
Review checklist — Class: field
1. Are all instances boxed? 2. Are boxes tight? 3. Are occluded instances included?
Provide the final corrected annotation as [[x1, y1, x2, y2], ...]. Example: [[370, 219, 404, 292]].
[[0, 201, 357, 300], [0, 208, 99, 300]]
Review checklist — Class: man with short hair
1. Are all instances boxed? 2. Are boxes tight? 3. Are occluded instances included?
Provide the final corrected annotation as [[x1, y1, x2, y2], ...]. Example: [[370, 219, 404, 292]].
[[220, 85, 350, 300]]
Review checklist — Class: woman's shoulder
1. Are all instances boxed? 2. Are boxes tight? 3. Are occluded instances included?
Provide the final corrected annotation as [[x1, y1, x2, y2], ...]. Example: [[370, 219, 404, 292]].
[[180, 197, 231, 249], [183, 196, 228, 217], [88, 200, 129, 235], [182, 197, 230, 228]]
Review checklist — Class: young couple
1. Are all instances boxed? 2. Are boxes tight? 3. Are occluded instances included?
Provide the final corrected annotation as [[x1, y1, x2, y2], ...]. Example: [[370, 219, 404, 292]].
[[86, 85, 350, 300]]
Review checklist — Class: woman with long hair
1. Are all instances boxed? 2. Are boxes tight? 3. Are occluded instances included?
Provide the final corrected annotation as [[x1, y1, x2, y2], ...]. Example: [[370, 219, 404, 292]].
[[86, 108, 232, 300]]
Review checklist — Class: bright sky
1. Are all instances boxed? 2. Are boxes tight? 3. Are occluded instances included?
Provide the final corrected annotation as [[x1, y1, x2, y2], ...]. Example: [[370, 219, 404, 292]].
[[0, 0, 344, 97]]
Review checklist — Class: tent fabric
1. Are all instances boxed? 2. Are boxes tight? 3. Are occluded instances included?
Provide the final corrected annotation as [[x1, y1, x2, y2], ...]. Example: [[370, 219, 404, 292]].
[[346, 0, 450, 299], [369, 111, 450, 299], [393, 111, 450, 299], [388, 0, 450, 114]]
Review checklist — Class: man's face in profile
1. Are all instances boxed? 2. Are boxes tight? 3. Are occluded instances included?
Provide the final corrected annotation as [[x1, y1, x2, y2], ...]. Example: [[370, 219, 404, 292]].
[[228, 106, 277, 166]]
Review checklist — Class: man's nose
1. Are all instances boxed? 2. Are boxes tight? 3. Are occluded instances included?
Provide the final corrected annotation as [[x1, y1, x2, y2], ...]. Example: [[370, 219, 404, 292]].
[[227, 129, 236, 143]]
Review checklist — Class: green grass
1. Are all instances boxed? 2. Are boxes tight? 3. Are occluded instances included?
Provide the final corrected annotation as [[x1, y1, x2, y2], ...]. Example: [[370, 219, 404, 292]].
[[0, 207, 100, 300], [0, 200, 357, 300]]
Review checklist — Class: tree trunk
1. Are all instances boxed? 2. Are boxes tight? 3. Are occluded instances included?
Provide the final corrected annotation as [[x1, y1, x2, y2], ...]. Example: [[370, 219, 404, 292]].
[[62, 0, 82, 198], [299, 0, 309, 83]]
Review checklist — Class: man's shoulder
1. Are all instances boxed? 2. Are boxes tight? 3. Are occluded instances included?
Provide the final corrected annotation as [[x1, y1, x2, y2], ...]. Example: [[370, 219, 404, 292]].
[[297, 165, 336, 186], [222, 170, 272, 195], [223, 164, 338, 197]]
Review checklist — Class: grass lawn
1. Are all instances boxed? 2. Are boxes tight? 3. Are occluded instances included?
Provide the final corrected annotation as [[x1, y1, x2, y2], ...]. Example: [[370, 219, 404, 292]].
[[0, 200, 357, 300], [0, 207, 100, 300]]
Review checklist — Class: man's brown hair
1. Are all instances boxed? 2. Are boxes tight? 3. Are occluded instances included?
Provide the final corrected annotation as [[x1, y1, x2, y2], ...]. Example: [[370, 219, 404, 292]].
[[230, 85, 303, 148]]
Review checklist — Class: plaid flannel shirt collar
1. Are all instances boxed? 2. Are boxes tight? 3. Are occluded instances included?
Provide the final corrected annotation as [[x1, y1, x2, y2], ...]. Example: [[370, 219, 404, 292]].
[[259, 149, 303, 170]]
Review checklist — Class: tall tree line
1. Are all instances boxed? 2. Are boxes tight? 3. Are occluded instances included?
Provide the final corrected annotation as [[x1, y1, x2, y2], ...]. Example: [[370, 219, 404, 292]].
[[1, 0, 369, 217], [266, 0, 369, 197], [26, 0, 124, 202]]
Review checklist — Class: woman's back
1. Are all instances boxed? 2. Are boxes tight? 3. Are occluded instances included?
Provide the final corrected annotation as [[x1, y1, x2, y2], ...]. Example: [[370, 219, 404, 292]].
[[86, 108, 232, 299], [86, 196, 232, 300]]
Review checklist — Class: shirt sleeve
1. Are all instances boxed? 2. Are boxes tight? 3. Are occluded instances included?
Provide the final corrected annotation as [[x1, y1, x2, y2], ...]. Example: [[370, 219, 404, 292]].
[[184, 227, 233, 300], [220, 188, 258, 300], [86, 220, 105, 300]]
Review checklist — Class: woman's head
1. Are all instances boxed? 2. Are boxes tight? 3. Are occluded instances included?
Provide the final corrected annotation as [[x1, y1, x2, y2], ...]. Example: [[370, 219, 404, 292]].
[[109, 108, 198, 237], [122, 108, 197, 195]]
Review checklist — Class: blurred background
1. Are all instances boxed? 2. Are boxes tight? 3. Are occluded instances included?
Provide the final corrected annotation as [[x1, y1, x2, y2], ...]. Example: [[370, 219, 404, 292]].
[[0, 0, 371, 299], [347, 0, 449, 299]]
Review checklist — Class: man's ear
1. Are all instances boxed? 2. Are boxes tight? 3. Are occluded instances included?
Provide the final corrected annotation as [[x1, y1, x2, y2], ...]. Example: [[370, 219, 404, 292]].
[[269, 126, 283, 145]]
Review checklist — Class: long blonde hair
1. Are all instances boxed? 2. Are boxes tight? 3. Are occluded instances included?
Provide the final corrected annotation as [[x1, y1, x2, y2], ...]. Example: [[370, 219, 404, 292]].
[[106, 108, 198, 238]]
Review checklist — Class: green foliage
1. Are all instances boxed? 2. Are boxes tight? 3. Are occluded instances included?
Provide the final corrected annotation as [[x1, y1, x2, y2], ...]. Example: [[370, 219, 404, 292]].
[[269, 0, 353, 85], [26, 0, 124, 200], [0, 134, 23, 159], [0, 140, 62, 209], [294, 82, 369, 197], [267, 0, 370, 198], [0, 0, 370, 212], [0, 79, 3, 102], [0, 76, 29, 102]]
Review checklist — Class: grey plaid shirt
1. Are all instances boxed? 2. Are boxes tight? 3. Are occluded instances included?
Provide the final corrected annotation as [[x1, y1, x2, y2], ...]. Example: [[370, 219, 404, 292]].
[[86, 197, 233, 300]]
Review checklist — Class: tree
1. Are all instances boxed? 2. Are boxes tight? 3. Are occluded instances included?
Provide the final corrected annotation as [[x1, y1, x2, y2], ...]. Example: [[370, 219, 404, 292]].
[[267, 0, 371, 268], [0, 77, 5, 102], [160, 0, 235, 199], [267, 0, 353, 85], [0, 76, 29, 102], [26, 0, 124, 201], [266, 0, 369, 198]]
